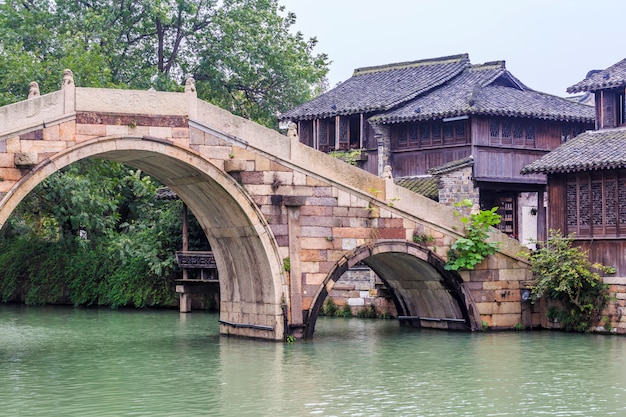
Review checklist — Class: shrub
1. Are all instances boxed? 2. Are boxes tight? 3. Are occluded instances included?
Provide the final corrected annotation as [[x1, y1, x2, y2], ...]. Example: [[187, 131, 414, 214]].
[[357, 303, 377, 318], [445, 200, 501, 271], [527, 229, 614, 332], [321, 298, 338, 316]]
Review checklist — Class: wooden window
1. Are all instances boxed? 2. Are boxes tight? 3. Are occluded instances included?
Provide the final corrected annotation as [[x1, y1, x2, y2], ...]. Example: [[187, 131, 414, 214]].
[[396, 125, 408, 148], [443, 122, 454, 145], [489, 119, 500, 144], [489, 118, 536, 148], [566, 171, 626, 237], [619, 179, 626, 225], [454, 120, 466, 139], [419, 123, 431, 147], [431, 122, 442, 145], [525, 124, 536, 147], [318, 118, 335, 151], [513, 123, 523, 140], [338, 116, 349, 148], [408, 125, 419, 145], [319, 120, 328, 146], [501, 120, 512, 145], [561, 123, 586, 143]]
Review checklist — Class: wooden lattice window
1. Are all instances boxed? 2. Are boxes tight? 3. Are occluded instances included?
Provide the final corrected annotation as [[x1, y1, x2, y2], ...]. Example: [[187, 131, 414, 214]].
[[408, 125, 419, 145], [489, 118, 536, 148], [418, 123, 428, 145], [566, 171, 626, 237], [396, 125, 408, 148], [338, 116, 349, 148]]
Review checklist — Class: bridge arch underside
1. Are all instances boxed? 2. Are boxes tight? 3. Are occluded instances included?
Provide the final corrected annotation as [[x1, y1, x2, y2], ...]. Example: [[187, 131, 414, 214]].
[[0, 137, 285, 340], [306, 242, 478, 338]]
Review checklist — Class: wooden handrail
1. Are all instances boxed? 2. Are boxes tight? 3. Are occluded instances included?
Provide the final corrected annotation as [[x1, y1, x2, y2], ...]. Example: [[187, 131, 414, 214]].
[[175, 251, 217, 269]]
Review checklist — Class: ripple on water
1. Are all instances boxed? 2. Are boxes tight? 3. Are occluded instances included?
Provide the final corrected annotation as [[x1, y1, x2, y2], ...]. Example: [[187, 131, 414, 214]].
[[2, 307, 626, 416]]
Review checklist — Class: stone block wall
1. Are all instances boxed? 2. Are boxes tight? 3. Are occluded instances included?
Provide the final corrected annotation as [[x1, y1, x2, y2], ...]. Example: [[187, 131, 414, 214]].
[[437, 166, 479, 206], [604, 278, 626, 333], [328, 267, 397, 317]]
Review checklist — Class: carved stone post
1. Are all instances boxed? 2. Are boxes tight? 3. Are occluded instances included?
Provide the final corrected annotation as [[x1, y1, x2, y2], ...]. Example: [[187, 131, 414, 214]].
[[62, 69, 75, 114], [372, 124, 391, 177], [185, 77, 197, 119]]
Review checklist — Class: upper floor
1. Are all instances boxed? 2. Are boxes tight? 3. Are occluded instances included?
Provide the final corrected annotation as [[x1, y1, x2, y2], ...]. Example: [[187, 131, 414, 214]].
[[282, 54, 595, 182]]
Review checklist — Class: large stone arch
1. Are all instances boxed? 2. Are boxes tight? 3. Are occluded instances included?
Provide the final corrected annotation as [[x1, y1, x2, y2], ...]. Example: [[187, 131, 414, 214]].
[[0, 135, 288, 340], [305, 240, 481, 338]]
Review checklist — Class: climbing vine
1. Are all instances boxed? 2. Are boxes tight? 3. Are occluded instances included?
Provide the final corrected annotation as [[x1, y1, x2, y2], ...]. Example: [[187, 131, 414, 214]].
[[445, 200, 501, 271], [526, 229, 614, 332]]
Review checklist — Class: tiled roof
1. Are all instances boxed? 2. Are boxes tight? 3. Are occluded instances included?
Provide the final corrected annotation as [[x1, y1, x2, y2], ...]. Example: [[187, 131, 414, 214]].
[[567, 58, 626, 93], [155, 187, 179, 200], [280, 54, 470, 120], [371, 62, 594, 124], [521, 128, 626, 174], [395, 176, 439, 200], [427, 156, 474, 175]]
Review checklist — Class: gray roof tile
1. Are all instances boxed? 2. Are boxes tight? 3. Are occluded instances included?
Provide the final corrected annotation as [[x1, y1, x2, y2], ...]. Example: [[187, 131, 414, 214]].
[[280, 54, 470, 120], [282, 54, 594, 125], [567, 58, 626, 93], [395, 176, 439, 200], [521, 128, 626, 174], [427, 156, 474, 175], [371, 62, 594, 124]]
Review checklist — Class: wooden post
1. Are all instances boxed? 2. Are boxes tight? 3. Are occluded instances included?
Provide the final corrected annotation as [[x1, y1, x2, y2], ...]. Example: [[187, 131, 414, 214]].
[[537, 190, 546, 243], [359, 113, 364, 149], [182, 203, 189, 280]]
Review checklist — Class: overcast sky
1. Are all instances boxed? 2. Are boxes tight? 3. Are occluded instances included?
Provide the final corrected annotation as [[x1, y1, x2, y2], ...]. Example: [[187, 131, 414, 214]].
[[280, 0, 625, 97]]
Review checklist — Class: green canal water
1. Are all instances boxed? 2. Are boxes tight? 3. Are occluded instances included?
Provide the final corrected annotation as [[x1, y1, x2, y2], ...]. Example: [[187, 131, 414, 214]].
[[2, 305, 626, 416]]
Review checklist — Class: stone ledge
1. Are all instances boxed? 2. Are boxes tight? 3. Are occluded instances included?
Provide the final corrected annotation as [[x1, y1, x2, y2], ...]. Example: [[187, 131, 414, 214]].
[[602, 276, 626, 285]]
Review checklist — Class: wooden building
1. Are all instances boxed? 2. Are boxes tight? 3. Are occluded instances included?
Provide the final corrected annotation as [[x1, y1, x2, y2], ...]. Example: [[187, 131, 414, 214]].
[[522, 57, 626, 274], [281, 54, 594, 246]]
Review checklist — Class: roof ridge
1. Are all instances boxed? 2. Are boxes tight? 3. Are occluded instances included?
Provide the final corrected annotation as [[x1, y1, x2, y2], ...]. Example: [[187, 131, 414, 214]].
[[352, 53, 470, 77], [427, 156, 474, 175], [469, 60, 506, 71]]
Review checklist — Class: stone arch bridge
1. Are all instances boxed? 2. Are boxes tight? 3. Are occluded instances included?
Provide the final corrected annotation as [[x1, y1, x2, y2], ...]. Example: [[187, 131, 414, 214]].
[[0, 74, 532, 340]]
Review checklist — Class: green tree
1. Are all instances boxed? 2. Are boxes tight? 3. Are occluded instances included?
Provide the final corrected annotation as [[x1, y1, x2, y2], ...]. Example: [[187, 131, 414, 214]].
[[0, 160, 207, 307], [0, 0, 329, 126]]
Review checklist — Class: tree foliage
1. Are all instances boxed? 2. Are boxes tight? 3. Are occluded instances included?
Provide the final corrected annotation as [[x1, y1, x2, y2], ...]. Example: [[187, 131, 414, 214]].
[[0, 0, 329, 126], [527, 229, 614, 332], [0, 0, 327, 307], [0, 160, 210, 307]]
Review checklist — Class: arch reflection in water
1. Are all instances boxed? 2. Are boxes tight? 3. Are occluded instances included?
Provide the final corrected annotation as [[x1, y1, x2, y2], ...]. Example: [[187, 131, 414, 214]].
[[2, 305, 626, 416]]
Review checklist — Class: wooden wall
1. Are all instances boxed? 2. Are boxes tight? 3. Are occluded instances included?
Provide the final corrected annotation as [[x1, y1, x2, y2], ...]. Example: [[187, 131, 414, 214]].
[[575, 240, 626, 277], [391, 147, 471, 177], [473, 147, 547, 183]]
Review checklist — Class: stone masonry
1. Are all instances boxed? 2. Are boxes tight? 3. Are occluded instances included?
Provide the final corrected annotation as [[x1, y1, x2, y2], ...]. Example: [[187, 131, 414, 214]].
[[0, 72, 537, 340]]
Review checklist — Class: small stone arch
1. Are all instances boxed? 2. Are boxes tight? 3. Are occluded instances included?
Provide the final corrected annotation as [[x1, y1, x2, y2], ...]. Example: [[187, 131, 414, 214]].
[[0, 135, 288, 340], [304, 240, 481, 338]]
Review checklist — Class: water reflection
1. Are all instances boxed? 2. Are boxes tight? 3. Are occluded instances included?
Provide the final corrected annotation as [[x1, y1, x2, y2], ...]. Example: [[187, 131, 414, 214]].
[[1, 305, 626, 416]]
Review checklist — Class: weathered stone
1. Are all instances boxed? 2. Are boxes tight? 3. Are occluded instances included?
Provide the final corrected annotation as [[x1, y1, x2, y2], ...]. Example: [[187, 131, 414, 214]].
[[283, 195, 307, 207], [224, 158, 247, 173], [14, 152, 38, 166]]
